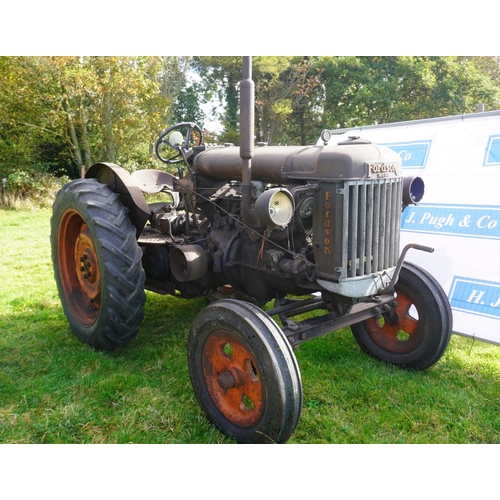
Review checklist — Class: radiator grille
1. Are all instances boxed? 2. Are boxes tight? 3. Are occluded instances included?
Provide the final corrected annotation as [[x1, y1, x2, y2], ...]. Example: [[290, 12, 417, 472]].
[[341, 178, 402, 278]]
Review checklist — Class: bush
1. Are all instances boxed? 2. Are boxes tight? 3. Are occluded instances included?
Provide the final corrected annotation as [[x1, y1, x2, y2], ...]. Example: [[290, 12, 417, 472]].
[[1, 170, 69, 208]]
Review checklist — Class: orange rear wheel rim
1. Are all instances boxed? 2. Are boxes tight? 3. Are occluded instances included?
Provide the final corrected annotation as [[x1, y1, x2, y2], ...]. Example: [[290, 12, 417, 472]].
[[57, 210, 101, 326]]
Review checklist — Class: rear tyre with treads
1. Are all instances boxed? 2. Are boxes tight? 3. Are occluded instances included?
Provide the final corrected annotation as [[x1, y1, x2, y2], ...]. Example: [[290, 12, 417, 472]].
[[51, 178, 146, 350]]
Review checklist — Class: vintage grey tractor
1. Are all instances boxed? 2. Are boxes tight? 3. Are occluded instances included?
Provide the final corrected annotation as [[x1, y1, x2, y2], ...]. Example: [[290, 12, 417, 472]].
[[50, 57, 452, 443]]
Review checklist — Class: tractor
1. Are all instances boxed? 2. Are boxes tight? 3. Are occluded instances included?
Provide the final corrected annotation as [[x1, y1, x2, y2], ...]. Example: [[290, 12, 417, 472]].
[[50, 57, 452, 443]]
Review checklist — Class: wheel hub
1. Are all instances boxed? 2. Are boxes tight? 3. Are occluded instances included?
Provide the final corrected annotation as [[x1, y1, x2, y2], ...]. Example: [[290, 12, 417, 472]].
[[57, 210, 101, 326], [217, 368, 246, 391], [364, 290, 422, 354], [74, 226, 100, 300], [202, 330, 264, 428]]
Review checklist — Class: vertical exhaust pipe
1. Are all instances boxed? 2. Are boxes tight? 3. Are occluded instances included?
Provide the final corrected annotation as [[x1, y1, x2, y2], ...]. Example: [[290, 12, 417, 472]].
[[240, 56, 260, 228]]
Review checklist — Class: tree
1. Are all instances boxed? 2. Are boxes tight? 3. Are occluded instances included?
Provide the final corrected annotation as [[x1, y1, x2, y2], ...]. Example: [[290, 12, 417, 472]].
[[192, 56, 242, 144], [2, 55, 499, 186], [314, 56, 500, 129], [0, 56, 190, 179], [192, 56, 321, 145], [0, 56, 67, 176], [170, 82, 206, 127], [260, 57, 322, 145]]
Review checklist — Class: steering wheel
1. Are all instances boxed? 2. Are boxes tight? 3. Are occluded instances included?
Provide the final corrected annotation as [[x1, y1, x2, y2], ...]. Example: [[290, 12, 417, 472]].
[[155, 122, 203, 164]]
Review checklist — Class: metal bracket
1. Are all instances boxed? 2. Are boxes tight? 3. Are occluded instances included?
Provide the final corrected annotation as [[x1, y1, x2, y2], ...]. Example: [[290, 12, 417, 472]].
[[275, 294, 395, 348], [386, 243, 434, 292]]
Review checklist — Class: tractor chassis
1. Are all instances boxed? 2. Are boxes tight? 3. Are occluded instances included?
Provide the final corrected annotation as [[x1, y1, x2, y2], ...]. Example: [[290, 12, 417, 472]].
[[268, 293, 396, 348]]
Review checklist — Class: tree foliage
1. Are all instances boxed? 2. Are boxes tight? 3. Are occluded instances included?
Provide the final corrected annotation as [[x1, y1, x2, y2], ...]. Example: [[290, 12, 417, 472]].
[[193, 56, 322, 145], [191, 56, 244, 144], [314, 56, 500, 129], [0, 56, 190, 180], [1, 55, 499, 196], [193, 56, 500, 145]]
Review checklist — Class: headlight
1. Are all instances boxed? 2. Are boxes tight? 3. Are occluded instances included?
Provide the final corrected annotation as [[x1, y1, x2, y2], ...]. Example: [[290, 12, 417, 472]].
[[255, 188, 295, 229]]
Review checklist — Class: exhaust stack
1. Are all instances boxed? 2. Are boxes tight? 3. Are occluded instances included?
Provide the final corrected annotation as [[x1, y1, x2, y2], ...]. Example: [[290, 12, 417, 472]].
[[240, 56, 259, 228]]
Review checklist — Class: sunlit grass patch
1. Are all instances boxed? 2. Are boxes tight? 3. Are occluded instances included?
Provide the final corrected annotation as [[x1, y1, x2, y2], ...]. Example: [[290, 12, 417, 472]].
[[1, 208, 500, 444]]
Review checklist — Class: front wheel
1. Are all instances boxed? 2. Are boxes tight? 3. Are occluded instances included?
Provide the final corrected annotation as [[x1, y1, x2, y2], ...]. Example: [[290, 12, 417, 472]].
[[351, 262, 452, 370], [188, 299, 302, 443], [50, 178, 146, 350]]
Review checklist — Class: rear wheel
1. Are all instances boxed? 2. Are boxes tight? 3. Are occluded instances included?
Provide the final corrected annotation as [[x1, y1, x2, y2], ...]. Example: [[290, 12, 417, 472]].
[[51, 178, 146, 350], [188, 299, 302, 443], [351, 262, 452, 370]]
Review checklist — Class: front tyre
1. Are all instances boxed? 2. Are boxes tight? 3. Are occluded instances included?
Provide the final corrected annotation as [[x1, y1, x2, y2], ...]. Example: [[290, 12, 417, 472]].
[[351, 262, 452, 370], [50, 178, 146, 350], [188, 299, 302, 443]]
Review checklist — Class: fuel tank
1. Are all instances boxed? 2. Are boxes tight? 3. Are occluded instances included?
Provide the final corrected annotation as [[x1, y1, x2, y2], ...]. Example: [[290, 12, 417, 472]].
[[193, 139, 402, 184]]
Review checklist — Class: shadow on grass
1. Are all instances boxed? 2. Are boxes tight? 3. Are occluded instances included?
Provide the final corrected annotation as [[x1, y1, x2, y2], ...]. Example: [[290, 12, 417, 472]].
[[0, 293, 234, 443], [134, 292, 208, 349], [1, 295, 499, 443]]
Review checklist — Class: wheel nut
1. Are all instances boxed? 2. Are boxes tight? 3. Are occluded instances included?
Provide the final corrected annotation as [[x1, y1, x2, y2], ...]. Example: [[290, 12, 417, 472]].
[[218, 370, 236, 391]]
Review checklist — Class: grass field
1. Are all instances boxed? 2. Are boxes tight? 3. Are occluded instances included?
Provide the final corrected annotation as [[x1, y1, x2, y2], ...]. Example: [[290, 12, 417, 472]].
[[1, 208, 500, 444]]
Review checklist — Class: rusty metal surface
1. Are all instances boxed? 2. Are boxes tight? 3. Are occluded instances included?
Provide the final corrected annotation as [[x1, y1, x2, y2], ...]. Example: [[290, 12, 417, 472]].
[[57, 210, 100, 327], [86, 162, 150, 236], [278, 294, 395, 347], [201, 329, 264, 427], [131, 169, 176, 193], [363, 289, 422, 354], [194, 142, 401, 184]]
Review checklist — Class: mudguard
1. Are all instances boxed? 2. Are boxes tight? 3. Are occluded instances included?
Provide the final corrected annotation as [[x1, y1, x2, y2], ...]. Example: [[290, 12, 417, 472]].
[[86, 162, 150, 237]]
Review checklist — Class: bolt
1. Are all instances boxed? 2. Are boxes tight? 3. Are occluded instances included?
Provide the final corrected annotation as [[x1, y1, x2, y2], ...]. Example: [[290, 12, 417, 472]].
[[79, 254, 92, 280]]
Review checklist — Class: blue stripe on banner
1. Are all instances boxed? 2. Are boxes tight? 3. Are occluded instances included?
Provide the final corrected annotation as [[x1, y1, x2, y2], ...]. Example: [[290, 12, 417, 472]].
[[401, 203, 500, 239], [380, 140, 431, 168], [449, 276, 500, 319], [483, 135, 500, 166]]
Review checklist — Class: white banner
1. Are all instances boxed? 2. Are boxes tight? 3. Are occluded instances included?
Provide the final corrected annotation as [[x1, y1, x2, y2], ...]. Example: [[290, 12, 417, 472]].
[[322, 111, 500, 345]]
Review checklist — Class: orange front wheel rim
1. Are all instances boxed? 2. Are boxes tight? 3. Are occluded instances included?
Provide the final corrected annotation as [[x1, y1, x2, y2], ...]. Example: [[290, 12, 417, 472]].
[[364, 289, 423, 354], [202, 330, 264, 428]]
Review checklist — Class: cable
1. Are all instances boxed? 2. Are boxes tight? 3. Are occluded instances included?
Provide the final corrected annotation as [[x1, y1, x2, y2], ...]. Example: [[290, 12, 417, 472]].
[[176, 179, 315, 266]]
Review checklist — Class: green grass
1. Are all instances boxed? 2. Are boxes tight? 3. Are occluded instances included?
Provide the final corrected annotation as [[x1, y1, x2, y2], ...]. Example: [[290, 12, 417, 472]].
[[1, 208, 500, 443]]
